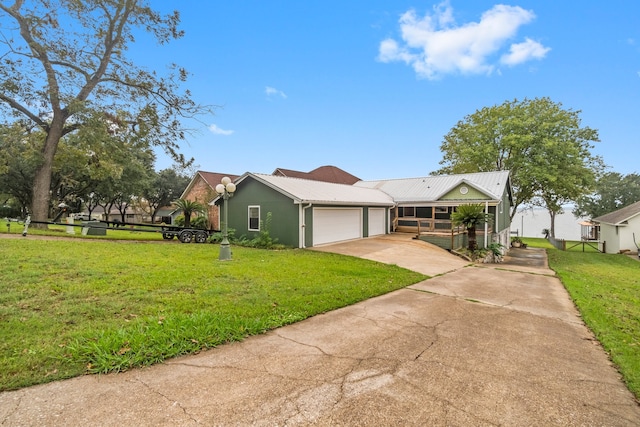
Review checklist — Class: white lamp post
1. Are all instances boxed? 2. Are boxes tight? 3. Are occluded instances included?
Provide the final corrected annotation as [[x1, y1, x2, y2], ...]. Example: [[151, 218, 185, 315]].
[[215, 176, 236, 261]]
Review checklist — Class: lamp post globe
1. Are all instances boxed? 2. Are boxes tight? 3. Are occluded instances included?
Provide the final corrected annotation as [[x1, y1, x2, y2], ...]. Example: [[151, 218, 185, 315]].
[[217, 177, 236, 261]]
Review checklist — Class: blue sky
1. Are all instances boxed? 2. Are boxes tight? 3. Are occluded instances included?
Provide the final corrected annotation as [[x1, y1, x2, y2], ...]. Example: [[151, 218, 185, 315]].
[[145, 1, 639, 180]]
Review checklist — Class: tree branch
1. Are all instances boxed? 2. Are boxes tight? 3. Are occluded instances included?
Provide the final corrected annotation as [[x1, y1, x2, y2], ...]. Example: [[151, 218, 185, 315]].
[[0, 93, 48, 130]]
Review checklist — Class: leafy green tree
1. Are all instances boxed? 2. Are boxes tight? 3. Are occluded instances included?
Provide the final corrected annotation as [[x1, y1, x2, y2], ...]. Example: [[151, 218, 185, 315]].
[[173, 198, 205, 228], [0, 123, 42, 214], [0, 0, 210, 225], [54, 114, 135, 204], [437, 97, 603, 237], [142, 168, 190, 223], [451, 203, 492, 251], [573, 172, 640, 219]]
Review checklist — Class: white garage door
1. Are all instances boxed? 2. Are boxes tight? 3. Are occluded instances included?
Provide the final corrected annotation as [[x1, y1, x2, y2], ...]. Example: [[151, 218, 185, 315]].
[[368, 208, 386, 237], [313, 208, 362, 246]]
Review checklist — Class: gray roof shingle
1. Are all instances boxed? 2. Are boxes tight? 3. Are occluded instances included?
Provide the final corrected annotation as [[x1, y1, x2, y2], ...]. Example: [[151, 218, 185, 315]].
[[593, 200, 640, 225]]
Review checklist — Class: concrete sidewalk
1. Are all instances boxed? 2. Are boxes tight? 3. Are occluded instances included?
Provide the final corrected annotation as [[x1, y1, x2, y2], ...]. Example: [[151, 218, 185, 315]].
[[1, 238, 639, 426]]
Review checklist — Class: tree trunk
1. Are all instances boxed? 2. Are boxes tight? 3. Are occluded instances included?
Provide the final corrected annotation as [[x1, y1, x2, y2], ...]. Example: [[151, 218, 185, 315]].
[[31, 121, 64, 227], [548, 210, 557, 238], [468, 226, 477, 251]]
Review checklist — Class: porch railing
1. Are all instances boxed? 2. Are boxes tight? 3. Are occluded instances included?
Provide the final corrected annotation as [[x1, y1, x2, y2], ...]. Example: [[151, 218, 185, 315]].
[[395, 218, 491, 234], [393, 217, 497, 250]]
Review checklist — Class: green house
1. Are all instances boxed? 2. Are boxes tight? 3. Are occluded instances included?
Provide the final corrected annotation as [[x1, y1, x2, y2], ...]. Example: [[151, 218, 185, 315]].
[[214, 173, 395, 248], [213, 170, 513, 250]]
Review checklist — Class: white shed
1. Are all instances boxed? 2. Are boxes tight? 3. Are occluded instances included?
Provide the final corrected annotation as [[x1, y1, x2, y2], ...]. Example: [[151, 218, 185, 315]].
[[593, 201, 640, 254]]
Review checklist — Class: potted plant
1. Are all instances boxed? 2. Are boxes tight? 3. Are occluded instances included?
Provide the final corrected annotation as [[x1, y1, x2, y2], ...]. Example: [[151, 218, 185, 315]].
[[511, 236, 523, 248]]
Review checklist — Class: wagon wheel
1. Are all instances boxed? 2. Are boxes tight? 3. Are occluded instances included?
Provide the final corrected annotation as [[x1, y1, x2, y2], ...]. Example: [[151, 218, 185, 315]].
[[178, 230, 194, 243], [194, 231, 208, 244], [162, 232, 175, 240]]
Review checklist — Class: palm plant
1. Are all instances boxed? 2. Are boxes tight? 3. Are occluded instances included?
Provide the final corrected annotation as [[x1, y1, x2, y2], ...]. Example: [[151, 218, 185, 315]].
[[451, 203, 493, 251], [174, 198, 206, 228]]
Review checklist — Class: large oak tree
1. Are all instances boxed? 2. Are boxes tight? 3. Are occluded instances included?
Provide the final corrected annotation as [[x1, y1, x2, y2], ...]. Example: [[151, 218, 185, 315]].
[[437, 97, 604, 237], [0, 0, 209, 224]]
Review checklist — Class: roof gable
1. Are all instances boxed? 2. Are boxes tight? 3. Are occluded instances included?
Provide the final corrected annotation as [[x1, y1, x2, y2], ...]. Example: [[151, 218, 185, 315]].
[[593, 200, 640, 225], [438, 180, 494, 200], [181, 170, 240, 199]]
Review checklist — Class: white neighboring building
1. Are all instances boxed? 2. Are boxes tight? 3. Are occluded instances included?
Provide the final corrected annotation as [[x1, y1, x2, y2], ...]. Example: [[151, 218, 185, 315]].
[[511, 206, 588, 241], [593, 201, 640, 255]]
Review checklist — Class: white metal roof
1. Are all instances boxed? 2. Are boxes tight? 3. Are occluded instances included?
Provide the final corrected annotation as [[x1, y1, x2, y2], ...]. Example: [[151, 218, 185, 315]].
[[355, 170, 511, 204], [242, 173, 395, 206]]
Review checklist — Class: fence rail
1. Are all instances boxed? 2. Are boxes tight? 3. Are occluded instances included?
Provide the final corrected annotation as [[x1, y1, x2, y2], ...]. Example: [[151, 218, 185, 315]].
[[549, 235, 605, 253]]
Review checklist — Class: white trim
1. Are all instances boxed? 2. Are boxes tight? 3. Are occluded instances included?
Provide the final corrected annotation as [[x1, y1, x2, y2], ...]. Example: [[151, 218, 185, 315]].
[[301, 203, 312, 248], [484, 201, 489, 248], [248, 205, 260, 231]]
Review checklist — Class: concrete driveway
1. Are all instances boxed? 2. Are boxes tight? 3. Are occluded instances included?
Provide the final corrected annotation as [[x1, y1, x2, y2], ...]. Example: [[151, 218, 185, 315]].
[[310, 233, 470, 276], [1, 235, 639, 426]]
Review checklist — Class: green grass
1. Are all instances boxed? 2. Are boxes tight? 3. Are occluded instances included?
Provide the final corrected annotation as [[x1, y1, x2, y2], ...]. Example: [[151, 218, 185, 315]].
[[0, 238, 426, 391], [526, 238, 640, 399], [2, 218, 168, 241]]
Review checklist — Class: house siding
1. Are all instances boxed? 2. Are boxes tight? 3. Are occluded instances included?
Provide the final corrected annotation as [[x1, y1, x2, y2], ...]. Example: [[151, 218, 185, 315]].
[[600, 225, 620, 254], [496, 190, 512, 248], [600, 216, 640, 254], [224, 177, 300, 247], [621, 216, 640, 253], [441, 185, 487, 201]]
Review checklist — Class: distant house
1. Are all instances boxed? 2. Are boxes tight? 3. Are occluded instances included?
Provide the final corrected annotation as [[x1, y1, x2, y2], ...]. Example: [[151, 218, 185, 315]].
[[110, 206, 150, 223], [272, 165, 361, 185], [355, 171, 513, 250], [592, 200, 640, 254], [154, 205, 180, 224], [75, 206, 145, 223], [180, 171, 240, 230], [212, 170, 513, 250]]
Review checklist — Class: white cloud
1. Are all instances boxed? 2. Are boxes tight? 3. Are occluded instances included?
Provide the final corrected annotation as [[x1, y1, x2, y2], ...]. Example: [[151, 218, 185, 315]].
[[265, 86, 287, 99], [501, 38, 551, 66], [378, 1, 549, 79], [208, 124, 234, 136]]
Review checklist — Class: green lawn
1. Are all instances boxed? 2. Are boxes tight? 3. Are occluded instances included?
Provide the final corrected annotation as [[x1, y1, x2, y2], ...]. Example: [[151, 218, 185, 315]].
[[2, 231, 639, 400], [0, 238, 426, 391], [525, 237, 640, 399], [2, 218, 169, 241]]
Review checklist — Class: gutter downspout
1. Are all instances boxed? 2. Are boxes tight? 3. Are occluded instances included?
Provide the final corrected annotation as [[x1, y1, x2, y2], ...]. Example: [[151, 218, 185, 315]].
[[390, 204, 397, 234], [484, 201, 489, 248], [301, 203, 313, 248]]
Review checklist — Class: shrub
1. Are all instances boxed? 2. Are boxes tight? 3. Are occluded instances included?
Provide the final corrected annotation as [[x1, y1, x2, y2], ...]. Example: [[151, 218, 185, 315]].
[[175, 215, 208, 230]]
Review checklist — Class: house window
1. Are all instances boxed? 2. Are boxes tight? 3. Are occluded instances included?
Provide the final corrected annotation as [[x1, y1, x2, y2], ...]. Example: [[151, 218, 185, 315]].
[[248, 206, 260, 231], [403, 207, 415, 217], [416, 207, 431, 218], [435, 207, 448, 213]]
